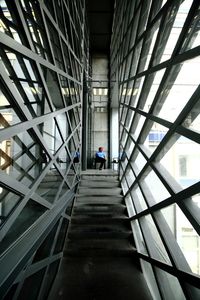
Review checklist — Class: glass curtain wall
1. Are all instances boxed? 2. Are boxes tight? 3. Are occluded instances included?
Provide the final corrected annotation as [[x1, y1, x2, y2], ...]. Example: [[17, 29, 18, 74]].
[[0, 0, 87, 299], [111, 0, 200, 299]]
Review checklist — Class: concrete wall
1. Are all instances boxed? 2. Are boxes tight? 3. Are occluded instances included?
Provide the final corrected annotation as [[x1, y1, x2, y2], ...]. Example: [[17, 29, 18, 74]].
[[90, 55, 109, 164]]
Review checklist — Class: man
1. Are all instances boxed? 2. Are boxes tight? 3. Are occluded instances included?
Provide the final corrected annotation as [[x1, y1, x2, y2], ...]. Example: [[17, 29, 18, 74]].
[[95, 147, 106, 170]]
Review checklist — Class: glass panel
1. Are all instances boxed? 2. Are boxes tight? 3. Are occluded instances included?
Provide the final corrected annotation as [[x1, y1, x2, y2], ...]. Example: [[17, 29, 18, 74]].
[[129, 7, 140, 49], [67, 168, 76, 187], [0, 185, 23, 225], [161, 203, 200, 275], [134, 150, 147, 175], [180, 3, 200, 53], [182, 98, 200, 133], [36, 168, 64, 204], [153, 0, 191, 64], [185, 283, 200, 299], [140, 260, 161, 300], [58, 147, 71, 174], [121, 106, 128, 124], [42, 67, 64, 110], [144, 121, 168, 153], [129, 40, 143, 78], [131, 220, 148, 255], [160, 135, 200, 189], [183, 194, 200, 228], [122, 177, 129, 194], [125, 167, 135, 187], [139, 20, 160, 72], [0, 98, 20, 126], [54, 219, 69, 254], [125, 110, 135, 130], [140, 214, 172, 264], [130, 76, 145, 108], [142, 69, 166, 112], [131, 114, 146, 139], [142, 168, 171, 204], [42, 118, 63, 155], [125, 194, 136, 217], [0, 131, 48, 186], [0, 199, 47, 255], [155, 267, 186, 300], [132, 184, 148, 213], [176, 205, 199, 275], [158, 58, 200, 122]]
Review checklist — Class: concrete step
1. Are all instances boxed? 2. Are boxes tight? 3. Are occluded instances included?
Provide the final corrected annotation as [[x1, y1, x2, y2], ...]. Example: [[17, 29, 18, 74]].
[[78, 187, 122, 196], [65, 238, 137, 257], [74, 202, 126, 209], [76, 195, 124, 204], [80, 180, 120, 188], [81, 175, 118, 181], [68, 227, 132, 239], [71, 216, 129, 225], [73, 209, 127, 218]]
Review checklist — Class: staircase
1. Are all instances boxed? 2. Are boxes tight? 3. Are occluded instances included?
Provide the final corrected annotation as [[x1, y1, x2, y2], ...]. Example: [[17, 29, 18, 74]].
[[66, 174, 136, 257], [48, 172, 152, 300]]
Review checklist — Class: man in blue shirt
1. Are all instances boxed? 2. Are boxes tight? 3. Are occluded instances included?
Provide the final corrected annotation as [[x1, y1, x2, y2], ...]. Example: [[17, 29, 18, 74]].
[[95, 147, 106, 170]]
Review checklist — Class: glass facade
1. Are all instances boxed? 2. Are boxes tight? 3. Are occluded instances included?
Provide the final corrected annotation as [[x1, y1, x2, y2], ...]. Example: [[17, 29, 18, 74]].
[[0, 0, 88, 298], [111, 0, 200, 298]]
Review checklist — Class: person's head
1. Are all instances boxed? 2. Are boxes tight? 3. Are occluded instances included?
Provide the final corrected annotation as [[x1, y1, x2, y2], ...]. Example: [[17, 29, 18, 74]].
[[99, 147, 103, 152]]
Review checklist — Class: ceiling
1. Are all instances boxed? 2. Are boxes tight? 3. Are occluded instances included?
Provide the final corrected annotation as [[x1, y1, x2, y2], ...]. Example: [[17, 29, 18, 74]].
[[85, 0, 114, 54]]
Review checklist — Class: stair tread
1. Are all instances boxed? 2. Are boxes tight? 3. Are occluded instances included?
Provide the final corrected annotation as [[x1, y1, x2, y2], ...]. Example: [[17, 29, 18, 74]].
[[66, 238, 135, 247], [68, 230, 132, 239], [80, 182, 120, 187], [70, 223, 130, 230], [74, 205, 126, 211], [71, 216, 129, 224]]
